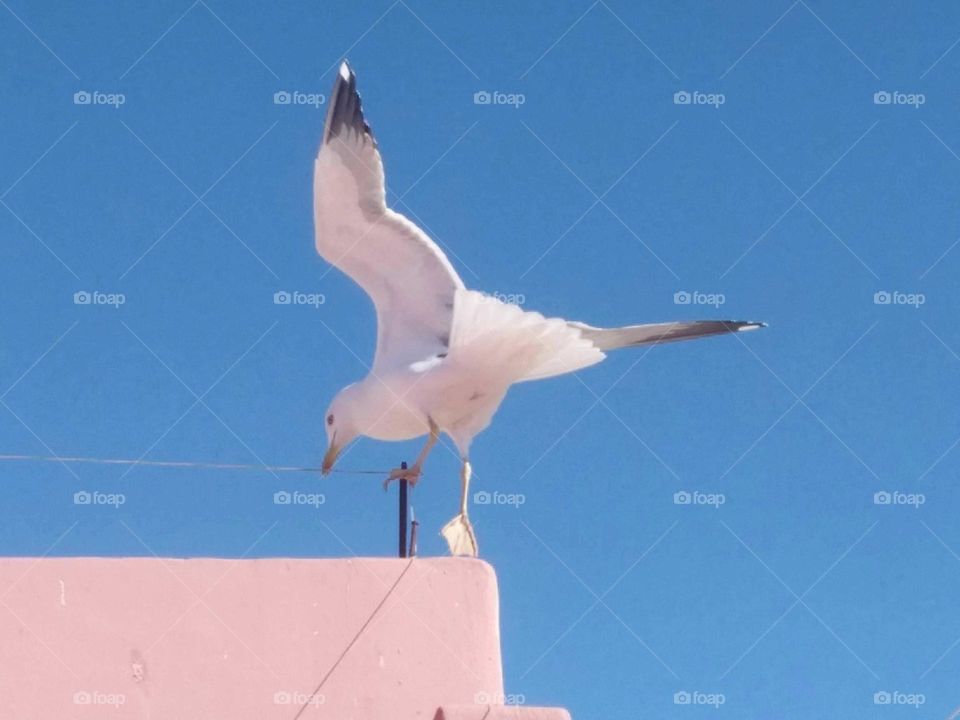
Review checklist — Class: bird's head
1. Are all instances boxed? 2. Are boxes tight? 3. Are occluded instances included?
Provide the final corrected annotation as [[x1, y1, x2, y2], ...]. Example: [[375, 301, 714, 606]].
[[321, 384, 362, 475]]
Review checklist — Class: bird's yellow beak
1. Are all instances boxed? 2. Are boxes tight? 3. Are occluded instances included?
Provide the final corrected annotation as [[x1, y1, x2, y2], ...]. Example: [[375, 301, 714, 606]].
[[321, 439, 340, 476]]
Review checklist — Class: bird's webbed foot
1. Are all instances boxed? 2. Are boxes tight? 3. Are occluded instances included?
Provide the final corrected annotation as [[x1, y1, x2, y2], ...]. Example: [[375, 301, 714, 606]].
[[382, 464, 422, 491], [441, 512, 478, 557]]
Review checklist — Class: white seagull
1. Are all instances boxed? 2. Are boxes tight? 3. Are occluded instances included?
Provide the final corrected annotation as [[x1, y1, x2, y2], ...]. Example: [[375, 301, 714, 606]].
[[316, 62, 764, 557]]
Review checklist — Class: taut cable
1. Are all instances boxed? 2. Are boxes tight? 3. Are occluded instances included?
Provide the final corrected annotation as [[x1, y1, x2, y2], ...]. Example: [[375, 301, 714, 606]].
[[0, 453, 387, 475]]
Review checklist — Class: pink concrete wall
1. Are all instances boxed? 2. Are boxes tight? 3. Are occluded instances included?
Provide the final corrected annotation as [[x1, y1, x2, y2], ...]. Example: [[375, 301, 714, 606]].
[[0, 557, 506, 719], [436, 707, 571, 720]]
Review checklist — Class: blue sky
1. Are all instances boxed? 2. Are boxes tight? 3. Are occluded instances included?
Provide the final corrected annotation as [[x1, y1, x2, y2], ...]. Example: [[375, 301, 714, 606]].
[[2, 1, 960, 717]]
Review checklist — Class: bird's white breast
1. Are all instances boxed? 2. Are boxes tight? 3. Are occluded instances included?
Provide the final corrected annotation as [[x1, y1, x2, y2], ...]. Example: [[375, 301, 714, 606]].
[[358, 360, 508, 454], [355, 369, 431, 442]]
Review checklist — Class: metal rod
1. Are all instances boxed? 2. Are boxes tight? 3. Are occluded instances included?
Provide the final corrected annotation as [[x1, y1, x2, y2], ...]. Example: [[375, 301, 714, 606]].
[[398, 461, 408, 558], [410, 518, 419, 557]]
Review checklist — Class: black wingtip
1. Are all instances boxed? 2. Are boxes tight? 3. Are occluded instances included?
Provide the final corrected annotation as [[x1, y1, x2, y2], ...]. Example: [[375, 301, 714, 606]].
[[323, 59, 376, 147]]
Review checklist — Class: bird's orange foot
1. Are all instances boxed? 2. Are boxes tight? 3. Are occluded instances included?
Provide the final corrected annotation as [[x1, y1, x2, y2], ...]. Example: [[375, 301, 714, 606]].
[[382, 465, 421, 491]]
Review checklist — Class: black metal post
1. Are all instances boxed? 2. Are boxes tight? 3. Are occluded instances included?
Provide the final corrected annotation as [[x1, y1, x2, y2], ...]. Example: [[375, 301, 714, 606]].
[[398, 461, 408, 558]]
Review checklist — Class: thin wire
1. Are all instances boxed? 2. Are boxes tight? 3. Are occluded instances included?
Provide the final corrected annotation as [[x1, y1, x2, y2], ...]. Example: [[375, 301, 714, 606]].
[[0, 453, 388, 475], [292, 557, 415, 719]]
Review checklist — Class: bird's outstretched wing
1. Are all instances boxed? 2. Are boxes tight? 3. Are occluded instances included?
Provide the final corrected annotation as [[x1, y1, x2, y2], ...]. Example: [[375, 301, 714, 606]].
[[314, 61, 464, 371]]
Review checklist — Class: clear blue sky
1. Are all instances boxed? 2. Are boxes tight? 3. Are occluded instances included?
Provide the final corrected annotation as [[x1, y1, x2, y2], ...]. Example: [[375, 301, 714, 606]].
[[2, 1, 960, 717]]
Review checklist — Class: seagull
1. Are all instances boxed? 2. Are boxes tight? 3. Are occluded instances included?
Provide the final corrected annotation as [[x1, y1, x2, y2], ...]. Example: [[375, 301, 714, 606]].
[[316, 61, 764, 557]]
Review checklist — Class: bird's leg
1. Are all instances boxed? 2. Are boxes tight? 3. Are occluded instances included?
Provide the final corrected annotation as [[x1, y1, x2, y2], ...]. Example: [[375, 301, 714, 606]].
[[383, 417, 439, 490], [441, 458, 479, 557]]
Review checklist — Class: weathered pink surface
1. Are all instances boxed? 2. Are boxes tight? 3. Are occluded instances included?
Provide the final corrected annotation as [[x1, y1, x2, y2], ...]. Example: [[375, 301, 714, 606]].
[[0, 557, 505, 719], [435, 706, 572, 720]]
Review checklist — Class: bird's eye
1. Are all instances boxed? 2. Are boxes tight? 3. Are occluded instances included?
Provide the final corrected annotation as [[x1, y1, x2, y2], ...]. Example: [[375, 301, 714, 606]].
[[326, 414, 334, 426]]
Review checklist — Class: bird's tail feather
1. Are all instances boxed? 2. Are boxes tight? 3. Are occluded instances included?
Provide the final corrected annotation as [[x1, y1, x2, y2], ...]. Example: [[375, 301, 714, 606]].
[[448, 290, 605, 383], [568, 319, 766, 351]]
